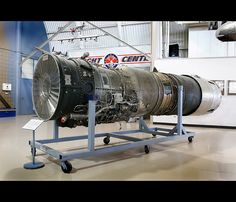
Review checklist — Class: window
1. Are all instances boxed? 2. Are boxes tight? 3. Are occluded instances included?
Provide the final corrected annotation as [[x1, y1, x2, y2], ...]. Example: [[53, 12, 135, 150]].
[[21, 57, 38, 79], [21, 57, 33, 79], [228, 80, 236, 95]]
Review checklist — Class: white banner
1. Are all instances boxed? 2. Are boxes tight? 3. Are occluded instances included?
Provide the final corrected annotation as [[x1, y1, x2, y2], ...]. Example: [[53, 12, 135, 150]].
[[68, 45, 151, 70], [86, 53, 151, 69]]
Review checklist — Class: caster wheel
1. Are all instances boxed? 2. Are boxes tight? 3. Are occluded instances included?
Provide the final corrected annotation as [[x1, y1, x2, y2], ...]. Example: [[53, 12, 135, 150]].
[[103, 137, 110, 145], [61, 161, 72, 173], [188, 136, 194, 143], [144, 145, 150, 154], [152, 128, 158, 137]]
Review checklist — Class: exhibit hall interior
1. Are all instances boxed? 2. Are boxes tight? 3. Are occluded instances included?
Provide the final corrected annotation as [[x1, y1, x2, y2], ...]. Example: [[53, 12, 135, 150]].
[[0, 21, 236, 180]]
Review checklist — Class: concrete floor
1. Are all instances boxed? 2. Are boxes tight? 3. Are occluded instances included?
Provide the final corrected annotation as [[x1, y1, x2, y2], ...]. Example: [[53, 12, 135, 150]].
[[0, 115, 236, 180]]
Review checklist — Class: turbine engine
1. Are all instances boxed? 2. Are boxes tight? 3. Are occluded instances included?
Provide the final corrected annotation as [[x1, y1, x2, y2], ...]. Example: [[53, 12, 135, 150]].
[[32, 53, 221, 128]]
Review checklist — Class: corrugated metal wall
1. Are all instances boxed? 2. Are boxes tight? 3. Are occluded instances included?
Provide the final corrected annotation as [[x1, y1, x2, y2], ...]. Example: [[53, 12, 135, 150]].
[[163, 22, 188, 58], [44, 21, 151, 53], [170, 22, 188, 57], [44, 21, 188, 58], [122, 22, 151, 46]]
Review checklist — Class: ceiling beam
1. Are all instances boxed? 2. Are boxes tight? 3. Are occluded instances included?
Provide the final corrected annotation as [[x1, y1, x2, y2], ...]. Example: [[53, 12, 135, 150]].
[[20, 21, 74, 66]]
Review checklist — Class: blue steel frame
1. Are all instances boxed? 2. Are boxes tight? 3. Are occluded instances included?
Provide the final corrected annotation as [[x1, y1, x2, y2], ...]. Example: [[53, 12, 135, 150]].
[[26, 86, 195, 170]]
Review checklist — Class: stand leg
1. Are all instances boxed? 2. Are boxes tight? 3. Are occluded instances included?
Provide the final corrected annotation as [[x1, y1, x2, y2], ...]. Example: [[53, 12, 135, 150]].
[[53, 120, 59, 139], [177, 85, 183, 135], [88, 100, 96, 151], [24, 130, 45, 169], [139, 116, 150, 131], [139, 116, 143, 130], [32, 131, 35, 164]]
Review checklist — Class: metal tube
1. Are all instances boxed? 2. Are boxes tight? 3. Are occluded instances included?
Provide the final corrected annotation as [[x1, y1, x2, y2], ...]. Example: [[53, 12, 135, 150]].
[[69, 106, 114, 120], [177, 86, 183, 135], [139, 116, 143, 130], [151, 21, 162, 71], [53, 120, 59, 139], [16, 21, 21, 115], [88, 100, 96, 151], [32, 130, 35, 164], [60, 133, 195, 161], [163, 21, 170, 58]]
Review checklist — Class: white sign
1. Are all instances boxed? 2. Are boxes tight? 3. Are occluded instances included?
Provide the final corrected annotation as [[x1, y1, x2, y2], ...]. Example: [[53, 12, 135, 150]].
[[86, 53, 151, 69], [22, 119, 44, 131], [2, 83, 12, 91]]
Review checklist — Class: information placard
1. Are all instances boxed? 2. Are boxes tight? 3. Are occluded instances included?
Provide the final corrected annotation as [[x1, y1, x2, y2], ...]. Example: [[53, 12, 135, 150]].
[[22, 119, 44, 131]]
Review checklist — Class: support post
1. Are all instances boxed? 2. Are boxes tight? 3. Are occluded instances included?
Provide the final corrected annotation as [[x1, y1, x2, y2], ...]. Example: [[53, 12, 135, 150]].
[[163, 21, 170, 58], [150, 21, 162, 122], [16, 21, 21, 115], [139, 116, 143, 130], [23, 130, 45, 169], [53, 120, 59, 139], [177, 85, 183, 135], [32, 130, 36, 164], [151, 21, 162, 71], [88, 100, 96, 151]]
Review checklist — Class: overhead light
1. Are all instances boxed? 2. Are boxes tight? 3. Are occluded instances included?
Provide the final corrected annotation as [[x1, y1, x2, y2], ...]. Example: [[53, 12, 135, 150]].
[[175, 21, 201, 25]]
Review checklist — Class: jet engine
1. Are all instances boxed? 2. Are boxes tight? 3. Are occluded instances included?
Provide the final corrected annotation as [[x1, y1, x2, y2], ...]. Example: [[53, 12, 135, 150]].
[[32, 53, 221, 128], [216, 21, 236, 42]]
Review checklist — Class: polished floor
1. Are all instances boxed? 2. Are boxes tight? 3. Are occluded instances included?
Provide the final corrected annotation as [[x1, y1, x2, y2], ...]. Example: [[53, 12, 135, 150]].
[[0, 115, 236, 180]]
